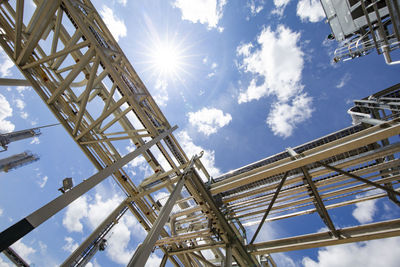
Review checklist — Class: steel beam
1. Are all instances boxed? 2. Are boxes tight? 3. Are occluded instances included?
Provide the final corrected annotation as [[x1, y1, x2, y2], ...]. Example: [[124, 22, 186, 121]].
[[127, 166, 192, 267], [210, 121, 400, 194], [0, 126, 176, 251], [225, 244, 232, 267], [317, 161, 400, 197], [0, 78, 31, 86], [249, 219, 400, 254]]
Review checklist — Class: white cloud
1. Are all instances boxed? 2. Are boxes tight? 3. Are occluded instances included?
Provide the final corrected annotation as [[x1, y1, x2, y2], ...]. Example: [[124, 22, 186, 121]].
[[14, 99, 28, 119], [237, 25, 312, 138], [86, 259, 102, 267], [336, 73, 351, 88], [62, 196, 88, 232], [247, 0, 265, 16], [266, 94, 313, 138], [272, 0, 291, 16], [117, 0, 127, 6], [0, 49, 14, 77], [173, 0, 227, 29], [0, 257, 11, 267], [297, 0, 325, 22], [11, 240, 36, 264], [188, 107, 232, 136], [16, 86, 29, 94], [0, 94, 15, 133], [352, 199, 378, 224], [303, 237, 400, 267], [14, 99, 25, 110], [237, 25, 304, 103], [177, 131, 221, 177], [99, 5, 127, 41], [0, 207, 3, 216], [20, 112, 28, 119], [62, 237, 79, 253], [37, 176, 48, 188], [62, 192, 145, 265], [145, 254, 162, 267], [153, 79, 169, 107]]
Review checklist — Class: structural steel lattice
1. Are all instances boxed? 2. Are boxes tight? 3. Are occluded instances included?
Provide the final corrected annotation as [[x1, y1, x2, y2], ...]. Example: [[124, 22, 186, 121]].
[[0, 0, 399, 266]]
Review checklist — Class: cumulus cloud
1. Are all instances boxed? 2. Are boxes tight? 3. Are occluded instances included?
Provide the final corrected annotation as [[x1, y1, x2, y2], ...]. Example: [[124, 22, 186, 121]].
[[188, 107, 232, 136], [177, 131, 221, 177], [247, 0, 265, 16], [62, 192, 145, 265], [0, 94, 15, 133], [100, 5, 127, 41], [145, 254, 162, 267], [336, 73, 351, 88], [266, 94, 313, 138], [62, 196, 89, 232], [237, 25, 304, 103], [173, 0, 227, 29], [237, 25, 312, 138], [303, 237, 400, 267], [352, 199, 378, 224], [0, 256, 11, 267], [0, 49, 14, 77], [62, 237, 79, 253], [297, 0, 325, 22], [14, 99, 25, 110], [0, 207, 2, 216], [11, 240, 36, 264], [272, 0, 291, 16]]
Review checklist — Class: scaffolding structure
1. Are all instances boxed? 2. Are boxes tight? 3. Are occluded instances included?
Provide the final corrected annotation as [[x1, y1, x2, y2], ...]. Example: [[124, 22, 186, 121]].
[[0, 0, 399, 266], [321, 0, 400, 64]]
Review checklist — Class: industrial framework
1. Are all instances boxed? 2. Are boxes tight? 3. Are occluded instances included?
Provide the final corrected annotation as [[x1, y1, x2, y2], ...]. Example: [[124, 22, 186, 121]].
[[321, 0, 400, 64], [0, 0, 399, 266]]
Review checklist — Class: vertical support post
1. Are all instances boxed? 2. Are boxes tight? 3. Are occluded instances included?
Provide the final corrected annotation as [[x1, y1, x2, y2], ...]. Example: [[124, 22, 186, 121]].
[[127, 166, 193, 267], [0, 126, 177, 252], [225, 244, 232, 267]]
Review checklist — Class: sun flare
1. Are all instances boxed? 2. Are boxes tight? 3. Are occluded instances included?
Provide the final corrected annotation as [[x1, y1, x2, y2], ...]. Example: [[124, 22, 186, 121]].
[[152, 43, 182, 76]]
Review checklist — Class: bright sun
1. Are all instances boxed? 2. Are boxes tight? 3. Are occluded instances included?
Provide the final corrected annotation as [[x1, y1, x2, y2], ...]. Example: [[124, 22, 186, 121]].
[[143, 36, 190, 82], [153, 44, 181, 75]]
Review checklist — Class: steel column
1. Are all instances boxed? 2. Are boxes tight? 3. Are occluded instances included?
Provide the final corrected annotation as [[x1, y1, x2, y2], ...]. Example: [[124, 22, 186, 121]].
[[127, 166, 193, 267], [225, 244, 232, 267]]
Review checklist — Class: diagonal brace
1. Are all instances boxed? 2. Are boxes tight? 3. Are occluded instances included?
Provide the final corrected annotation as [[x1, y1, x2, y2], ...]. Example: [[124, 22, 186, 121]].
[[250, 171, 289, 244], [317, 161, 400, 198], [301, 166, 340, 238]]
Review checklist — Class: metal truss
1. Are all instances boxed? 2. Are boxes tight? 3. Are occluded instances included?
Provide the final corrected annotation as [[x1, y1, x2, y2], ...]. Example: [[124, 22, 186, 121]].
[[210, 84, 400, 258], [0, 0, 399, 266]]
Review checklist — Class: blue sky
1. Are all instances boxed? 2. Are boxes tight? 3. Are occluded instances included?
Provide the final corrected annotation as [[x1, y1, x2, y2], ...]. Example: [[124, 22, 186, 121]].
[[1, 0, 400, 266]]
